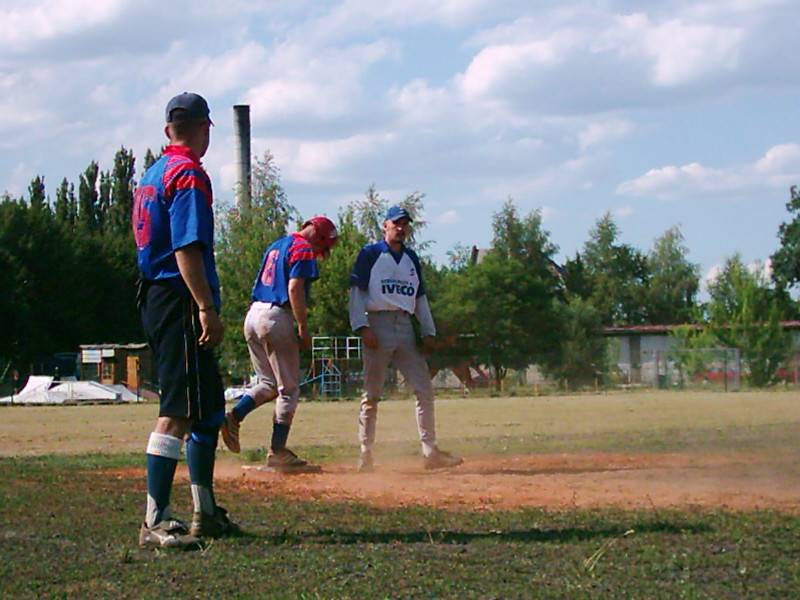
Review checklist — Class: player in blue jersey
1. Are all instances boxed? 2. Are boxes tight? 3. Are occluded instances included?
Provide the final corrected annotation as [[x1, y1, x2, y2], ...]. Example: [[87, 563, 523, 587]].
[[220, 216, 338, 471], [349, 206, 463, 472], [132, 92, 237, 548]]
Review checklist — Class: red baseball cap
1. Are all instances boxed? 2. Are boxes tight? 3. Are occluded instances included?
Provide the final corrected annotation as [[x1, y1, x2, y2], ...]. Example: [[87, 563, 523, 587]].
[[303, 216, 338, 257]]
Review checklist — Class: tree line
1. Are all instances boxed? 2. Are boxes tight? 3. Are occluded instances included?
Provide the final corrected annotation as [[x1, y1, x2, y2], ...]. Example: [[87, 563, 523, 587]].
[[2, 149, 799, 388]]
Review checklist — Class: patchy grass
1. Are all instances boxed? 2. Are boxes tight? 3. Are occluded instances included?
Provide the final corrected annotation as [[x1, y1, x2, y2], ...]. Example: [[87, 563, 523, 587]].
[[2, 390, 799, 457], [1, 456, 799, 598]]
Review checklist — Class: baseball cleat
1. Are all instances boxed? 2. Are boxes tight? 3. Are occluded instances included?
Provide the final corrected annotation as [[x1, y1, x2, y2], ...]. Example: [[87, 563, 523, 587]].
[[220, 411, 241, 453], [357, 450, 374, 473], [423, 449, 463, 470], [189, 505, 241, 538], [267, 447, 309, 471], [139, 519, 201, 549]]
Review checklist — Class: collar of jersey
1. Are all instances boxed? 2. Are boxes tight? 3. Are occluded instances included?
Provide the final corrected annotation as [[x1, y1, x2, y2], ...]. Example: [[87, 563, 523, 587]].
[[165, 144, 202, 164], [379, 239, 405, 263]]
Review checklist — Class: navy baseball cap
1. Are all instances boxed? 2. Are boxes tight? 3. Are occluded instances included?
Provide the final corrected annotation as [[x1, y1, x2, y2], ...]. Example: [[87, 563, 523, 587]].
[[165, 92, 213, 124], [385, 206, 413, 222]]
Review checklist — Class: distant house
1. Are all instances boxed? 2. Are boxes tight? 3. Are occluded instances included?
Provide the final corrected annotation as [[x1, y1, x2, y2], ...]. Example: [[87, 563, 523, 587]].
[[602, 321, 800, 387], [79, 343, 152, 392]]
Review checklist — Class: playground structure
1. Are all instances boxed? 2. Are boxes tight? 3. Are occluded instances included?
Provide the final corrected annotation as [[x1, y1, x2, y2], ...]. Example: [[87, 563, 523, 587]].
[[301, 336, 362, 397]]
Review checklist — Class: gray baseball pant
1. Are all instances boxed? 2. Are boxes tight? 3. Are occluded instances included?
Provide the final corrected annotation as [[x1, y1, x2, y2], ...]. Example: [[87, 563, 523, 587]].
[[359, 310, 436, 456], [243, 302, 299, 425]]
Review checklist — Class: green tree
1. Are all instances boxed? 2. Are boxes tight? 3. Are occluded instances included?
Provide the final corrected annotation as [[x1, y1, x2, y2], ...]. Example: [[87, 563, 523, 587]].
[[28, 176, 47, 215], [143, 148, 158, 170], [216, 151, 297, 380], [432, 200, 562, 389], [98, 171, 112, 232], [541, 296, 607, 389], [351, 184, 429, 252], [771, 185, 800, 289], [307, 207, 367, 337], [107, 147, 136, 236], [645, 226, 700, 324], [492, 199, 558, 276], [78, 162, 100, 232], [54, 178, 71, 224], [707, 255, 793, 387], [582, 213, 650, 325], [563, 252, 592, 299], [435, 252, 558, 390], [668, 323, 717, 386]]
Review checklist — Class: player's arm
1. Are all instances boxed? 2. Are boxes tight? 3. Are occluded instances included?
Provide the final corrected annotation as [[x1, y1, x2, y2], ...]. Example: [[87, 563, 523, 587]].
[[349, 287, 378, 349], [288, 277, 311, 350], [411, 254, 436, 352], [349, 247, 379, 349], [175, 243, 224, 347], [415, 295, 436, 337]]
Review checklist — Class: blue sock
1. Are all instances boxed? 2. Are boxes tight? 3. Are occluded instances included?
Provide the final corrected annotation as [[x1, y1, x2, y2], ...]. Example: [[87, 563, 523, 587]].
[[146, 454, 177, 524], [232, 394, 256, 422], [271, 422, 290, 452], [187, 421, 220, 515], [187, 430, 216, 487]]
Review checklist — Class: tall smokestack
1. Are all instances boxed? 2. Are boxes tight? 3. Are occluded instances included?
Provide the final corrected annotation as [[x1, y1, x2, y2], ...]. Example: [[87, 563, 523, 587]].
[[233, 104, 251, 212]]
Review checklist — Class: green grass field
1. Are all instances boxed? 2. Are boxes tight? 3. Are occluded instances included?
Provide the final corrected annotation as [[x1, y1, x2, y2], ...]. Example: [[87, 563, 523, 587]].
[[1, 390, 799, 598]]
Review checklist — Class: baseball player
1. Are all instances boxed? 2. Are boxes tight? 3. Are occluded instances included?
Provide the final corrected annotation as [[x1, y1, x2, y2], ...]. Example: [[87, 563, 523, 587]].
[[133, 92, 237, 548], [349, 206, 463, 472], [220, 217, 338, 470]]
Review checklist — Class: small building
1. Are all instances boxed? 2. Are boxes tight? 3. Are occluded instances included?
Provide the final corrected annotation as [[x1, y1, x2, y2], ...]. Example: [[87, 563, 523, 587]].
[[603, 321, 800, 387], [79, 343, 152, 392]]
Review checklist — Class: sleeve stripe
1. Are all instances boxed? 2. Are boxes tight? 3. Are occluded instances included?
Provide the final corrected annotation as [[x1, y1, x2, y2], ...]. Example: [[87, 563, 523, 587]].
[[173, 174, 211, 198], [289, 249, 315, 264], [163, 158, 193, 184]]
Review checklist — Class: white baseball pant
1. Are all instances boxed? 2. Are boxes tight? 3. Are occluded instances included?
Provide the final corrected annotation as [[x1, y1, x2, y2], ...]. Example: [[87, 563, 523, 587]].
[[243, 301, 299, 425], [359, 310, 436, 456]]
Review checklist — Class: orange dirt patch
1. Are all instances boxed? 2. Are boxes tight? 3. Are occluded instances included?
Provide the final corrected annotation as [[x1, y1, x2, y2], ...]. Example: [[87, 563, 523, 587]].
[[106, 451, 800, 513]]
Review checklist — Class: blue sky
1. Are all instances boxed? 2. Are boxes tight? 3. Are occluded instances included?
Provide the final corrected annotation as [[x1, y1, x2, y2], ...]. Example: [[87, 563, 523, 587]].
[[1, 0, 798, 289]]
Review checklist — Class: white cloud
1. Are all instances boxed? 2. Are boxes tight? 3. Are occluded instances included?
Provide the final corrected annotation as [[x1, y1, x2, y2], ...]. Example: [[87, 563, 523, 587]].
[[259, 132, 397, 184], [705, 263, 723, 286], [244, 40, 395, 124], [618, 143, 800, 199], [453, 4, 797, 118], [578, 118, 634, 151], [612, 205, 634, 219], [0, 0, 127, 51], [540, 206, 558, 221], [299, 0, 498, 42], [431, 209, 459, 225], [388, 79, 454, 125], [613, 14, 743, 87], [747, 257, 773, 280], [754, 143, 800, 173]]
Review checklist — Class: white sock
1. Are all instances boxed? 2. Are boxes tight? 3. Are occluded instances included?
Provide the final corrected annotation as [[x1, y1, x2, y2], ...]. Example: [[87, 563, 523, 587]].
[[145, 496, 172, 528], [421, 442, 436, 457], [191, 484, 215, 516]]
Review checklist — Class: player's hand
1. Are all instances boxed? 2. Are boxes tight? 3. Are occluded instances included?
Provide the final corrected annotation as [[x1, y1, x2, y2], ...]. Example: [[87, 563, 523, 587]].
[[421, 335, 436, 355], [199, 309, 224, 348], [360, 327, 378, 350], [298, 325, 312, 350]]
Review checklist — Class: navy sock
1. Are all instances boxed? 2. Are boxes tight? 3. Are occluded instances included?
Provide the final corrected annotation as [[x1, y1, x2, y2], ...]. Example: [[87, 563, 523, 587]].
[[232, 394, 256, 422], [146, 454, 177, 524], [186, 430, 217, 506], [271, 422, 290, 452]]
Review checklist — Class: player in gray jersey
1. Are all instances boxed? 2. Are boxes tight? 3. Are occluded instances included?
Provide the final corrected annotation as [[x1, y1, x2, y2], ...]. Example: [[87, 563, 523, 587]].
[[349, 206, 463, 472]]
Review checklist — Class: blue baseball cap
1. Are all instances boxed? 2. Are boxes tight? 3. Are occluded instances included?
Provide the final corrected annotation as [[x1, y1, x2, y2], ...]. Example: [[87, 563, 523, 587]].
[[385, 206, 413, 222], [165, 92, 213, 124]]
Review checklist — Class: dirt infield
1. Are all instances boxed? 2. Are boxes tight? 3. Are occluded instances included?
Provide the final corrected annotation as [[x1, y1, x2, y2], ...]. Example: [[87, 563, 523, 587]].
[[227, 452, 800, 512], [109, 450, 800, 513]]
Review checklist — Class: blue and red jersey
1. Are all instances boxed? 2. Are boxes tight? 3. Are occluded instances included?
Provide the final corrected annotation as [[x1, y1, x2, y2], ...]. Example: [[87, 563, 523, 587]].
[[132, 145, 221, 308], [251, 233, 319, 304]]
